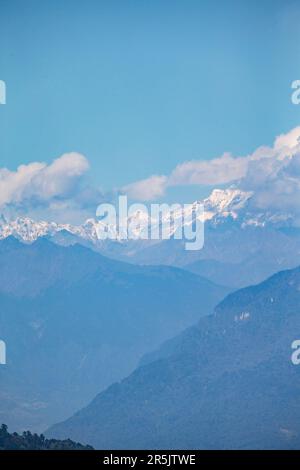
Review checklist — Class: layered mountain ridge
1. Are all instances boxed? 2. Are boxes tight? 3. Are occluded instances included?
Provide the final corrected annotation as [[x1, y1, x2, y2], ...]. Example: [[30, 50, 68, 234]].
[[0, 237, 228, 432], [47, 265, 300, 450]]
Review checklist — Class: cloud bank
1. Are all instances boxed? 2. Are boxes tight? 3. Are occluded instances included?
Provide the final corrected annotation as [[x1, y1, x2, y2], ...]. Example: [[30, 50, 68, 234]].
[[0, 152, 89, 207], [122, 175, 168, 201], [2, 127, 300, 223], [0, 153, 106, 223], [122, 126, 300, 216]]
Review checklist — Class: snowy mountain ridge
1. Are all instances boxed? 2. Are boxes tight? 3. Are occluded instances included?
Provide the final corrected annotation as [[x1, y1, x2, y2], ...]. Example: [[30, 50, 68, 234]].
[[0, 188, 293, 244]]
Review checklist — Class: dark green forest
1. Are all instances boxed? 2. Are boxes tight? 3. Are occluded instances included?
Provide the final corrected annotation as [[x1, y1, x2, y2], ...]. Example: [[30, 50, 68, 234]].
[[0, 424, 92, 450]]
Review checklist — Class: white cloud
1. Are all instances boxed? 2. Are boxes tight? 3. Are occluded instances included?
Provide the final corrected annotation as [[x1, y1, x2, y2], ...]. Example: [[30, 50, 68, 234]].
[[237, 128, 300, 214], [122, 175, 168, 201], [0, 162, 45, 207], [3, 127, 300, 223], [274, 126, 300, 152], [169, 152, 247, 186], [121, 127, 300, 211], [27, 152, 90, 201], [0, 153, 98, 223], [0, 153, 89, 208]]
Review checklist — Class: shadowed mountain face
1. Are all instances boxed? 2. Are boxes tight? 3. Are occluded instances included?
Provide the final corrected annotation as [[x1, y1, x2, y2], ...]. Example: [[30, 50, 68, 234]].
[[47, 266, 300, 450], [0, 238, 228, 433], [132, 225, 300, 288], [0, 236, 140, 298]]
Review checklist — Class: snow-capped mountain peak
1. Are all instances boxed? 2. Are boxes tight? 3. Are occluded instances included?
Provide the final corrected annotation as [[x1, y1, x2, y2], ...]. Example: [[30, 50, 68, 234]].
[[202, 188, 253, 223], [204, 188, 252, 213], [0, 187, 293, 245]]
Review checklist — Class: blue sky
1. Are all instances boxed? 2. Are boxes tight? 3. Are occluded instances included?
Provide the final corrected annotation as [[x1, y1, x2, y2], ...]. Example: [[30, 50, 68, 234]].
[[0, 0, 300, 221]]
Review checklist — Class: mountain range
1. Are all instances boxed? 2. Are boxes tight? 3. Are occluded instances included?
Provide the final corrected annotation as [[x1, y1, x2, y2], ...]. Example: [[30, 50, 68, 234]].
[[47, 265, 300, 449], [2, 188, 300, 288], [0, 237, 228, 433], [2, 186, 300, 446], [0, 189, 294, 246]]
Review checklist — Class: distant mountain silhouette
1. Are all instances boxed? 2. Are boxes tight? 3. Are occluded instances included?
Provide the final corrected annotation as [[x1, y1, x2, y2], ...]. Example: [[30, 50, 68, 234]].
[[47, 266, 300, 449], [0, 238, 228, 433], [133, 225, 300, 288]]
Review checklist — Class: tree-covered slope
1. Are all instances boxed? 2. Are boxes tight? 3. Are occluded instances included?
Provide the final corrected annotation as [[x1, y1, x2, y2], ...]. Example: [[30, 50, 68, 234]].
[[47, 266, 300, 449], [0, 424, 92, 450]]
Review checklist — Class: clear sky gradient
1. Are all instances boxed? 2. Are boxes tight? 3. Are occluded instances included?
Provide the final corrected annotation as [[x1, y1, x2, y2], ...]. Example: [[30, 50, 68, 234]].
[[1, 0, 300, 199]]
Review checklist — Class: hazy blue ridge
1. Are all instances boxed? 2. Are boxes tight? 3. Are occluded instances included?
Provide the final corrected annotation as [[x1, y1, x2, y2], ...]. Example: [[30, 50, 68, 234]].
[[0, 237, 228, 432], [47, 265, 300, 449]]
